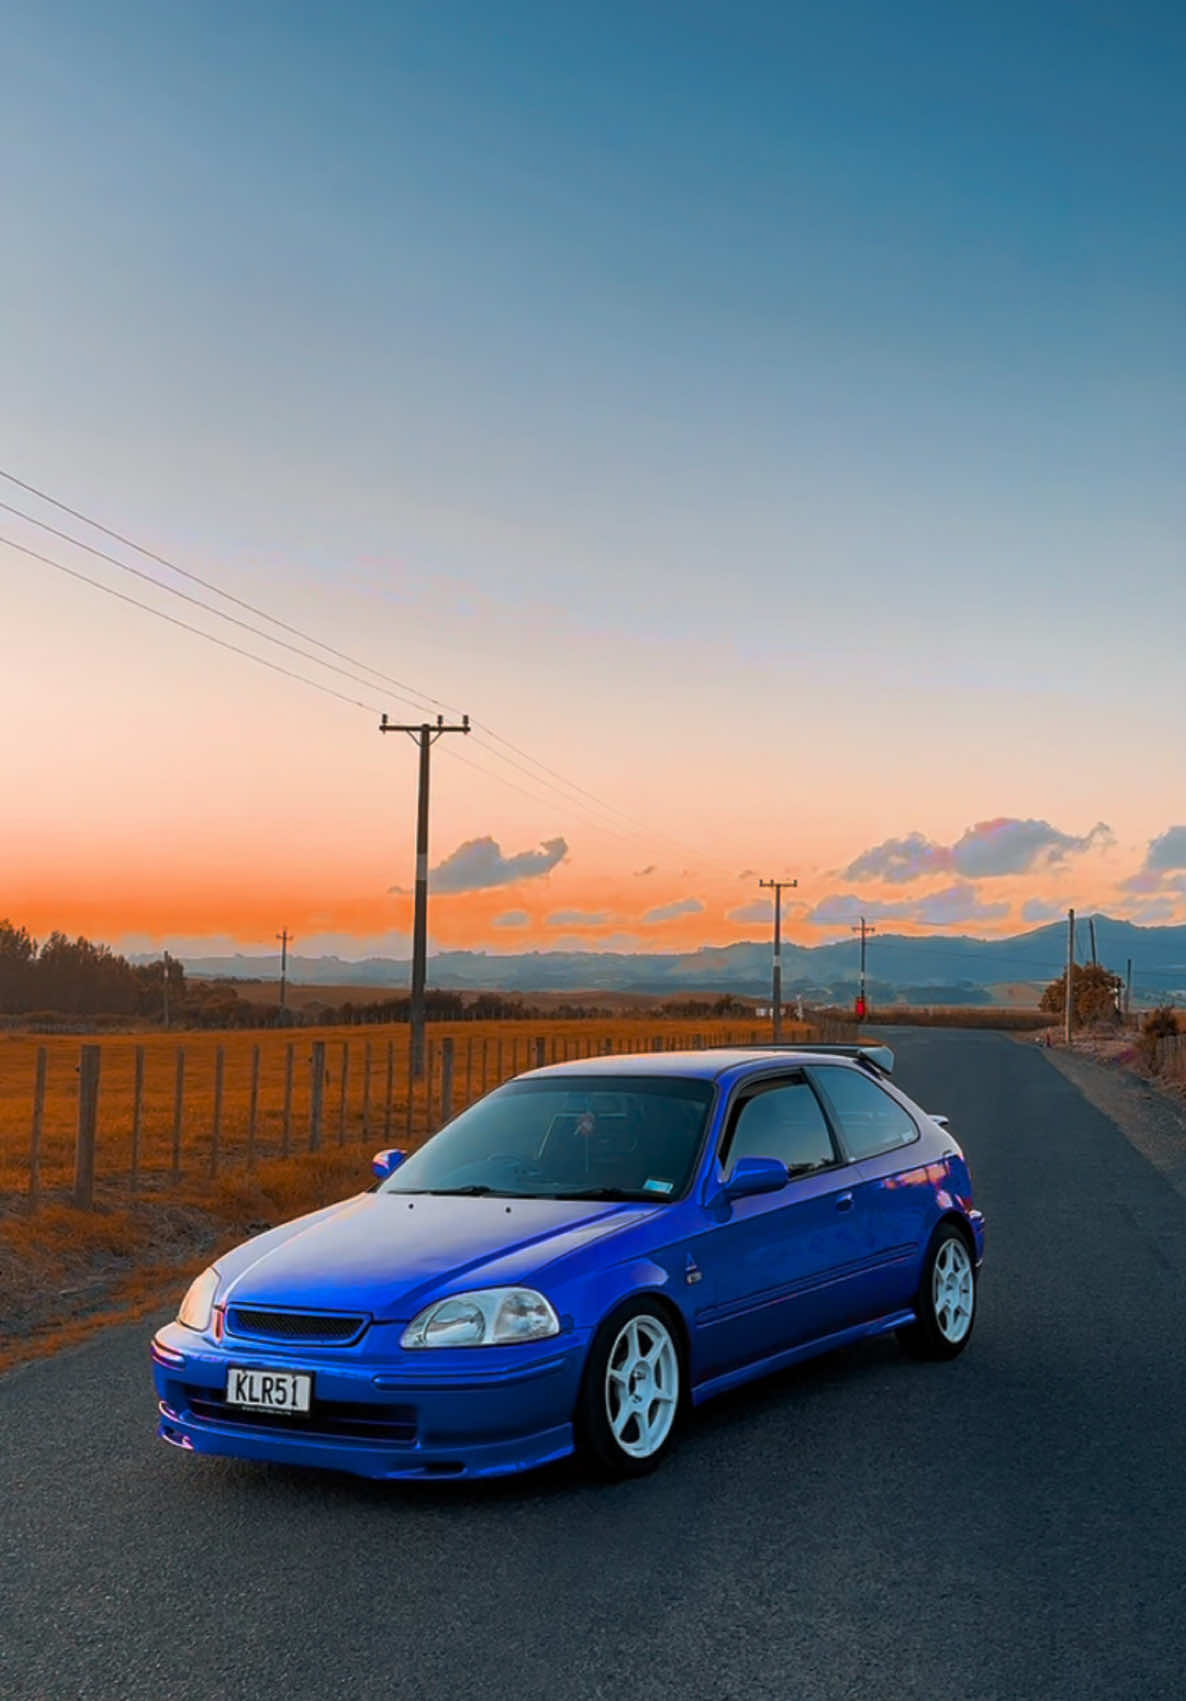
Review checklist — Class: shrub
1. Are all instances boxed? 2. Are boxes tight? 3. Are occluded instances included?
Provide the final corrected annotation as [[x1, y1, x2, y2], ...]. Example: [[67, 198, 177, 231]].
[[1136, 1005, 1179, 1072]]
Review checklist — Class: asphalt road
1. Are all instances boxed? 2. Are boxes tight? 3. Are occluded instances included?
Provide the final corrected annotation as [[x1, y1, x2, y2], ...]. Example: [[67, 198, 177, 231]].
[[4, 1029, 1186, 1701]]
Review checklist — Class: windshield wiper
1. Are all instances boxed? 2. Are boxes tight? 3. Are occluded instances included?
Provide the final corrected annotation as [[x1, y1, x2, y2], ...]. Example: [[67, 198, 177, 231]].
[[548, 1186, 656, 1202], [421, 1185, 501, 1196]]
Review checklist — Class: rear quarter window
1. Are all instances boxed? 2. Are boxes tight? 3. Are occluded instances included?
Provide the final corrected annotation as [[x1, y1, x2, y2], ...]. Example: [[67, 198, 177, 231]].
[[810, 1066, 918, 1160]]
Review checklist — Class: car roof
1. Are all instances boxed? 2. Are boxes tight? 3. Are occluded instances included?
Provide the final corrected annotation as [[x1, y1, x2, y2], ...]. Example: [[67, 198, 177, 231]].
[[519, 1048, 869, 1085]]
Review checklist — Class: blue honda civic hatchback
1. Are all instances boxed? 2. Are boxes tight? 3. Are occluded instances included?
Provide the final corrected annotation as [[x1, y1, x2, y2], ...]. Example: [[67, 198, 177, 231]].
[[151, 1044, 984, 1482]]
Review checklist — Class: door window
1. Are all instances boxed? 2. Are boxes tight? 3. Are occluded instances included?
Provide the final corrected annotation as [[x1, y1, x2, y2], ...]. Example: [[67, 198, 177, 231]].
[[725, 1080, 837, 1174], [810, 1067, 917, 1159]]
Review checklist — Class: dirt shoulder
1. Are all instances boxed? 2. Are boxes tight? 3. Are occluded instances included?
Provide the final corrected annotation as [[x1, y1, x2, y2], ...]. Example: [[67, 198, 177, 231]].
[[1037, 1038, 1186, 1205]]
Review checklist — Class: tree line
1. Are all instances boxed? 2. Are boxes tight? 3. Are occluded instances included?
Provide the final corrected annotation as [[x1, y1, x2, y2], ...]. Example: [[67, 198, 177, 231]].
[[0, 919, 182, 1018]]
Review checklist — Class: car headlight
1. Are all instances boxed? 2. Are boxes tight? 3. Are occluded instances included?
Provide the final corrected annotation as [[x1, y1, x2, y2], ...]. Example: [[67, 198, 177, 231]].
[[401, 1287, 560, 1349], [177, 1266, 220, 1332]]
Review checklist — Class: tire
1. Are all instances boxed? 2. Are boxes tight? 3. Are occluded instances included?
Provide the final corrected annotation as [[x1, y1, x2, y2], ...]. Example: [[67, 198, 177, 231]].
[[898, 1223, 977, 1361], [576, 1298, 684, 1480]]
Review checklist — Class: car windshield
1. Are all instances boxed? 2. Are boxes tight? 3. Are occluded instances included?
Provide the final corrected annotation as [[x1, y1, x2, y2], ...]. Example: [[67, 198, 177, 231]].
[[380, 1075, 714, 1201]]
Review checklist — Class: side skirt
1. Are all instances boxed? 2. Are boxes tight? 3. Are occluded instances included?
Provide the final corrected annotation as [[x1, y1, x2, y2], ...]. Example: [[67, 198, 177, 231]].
[[689, 1309, 918, 1408]]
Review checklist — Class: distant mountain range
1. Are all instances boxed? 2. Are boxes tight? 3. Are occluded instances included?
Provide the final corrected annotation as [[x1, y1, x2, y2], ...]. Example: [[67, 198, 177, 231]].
[[137, 915, 1186, 1004]]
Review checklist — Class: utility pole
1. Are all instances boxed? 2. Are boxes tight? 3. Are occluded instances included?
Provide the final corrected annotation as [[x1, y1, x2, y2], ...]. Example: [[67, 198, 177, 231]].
[[851, 917, 876, 1020], [380, 711, 470, 1078], [1125, 957, 1133, 1020], [1065, 908, 1075, 1046], [1088, 916, 1098, 967], [759, 878, 797, 1043], [276, 928, 292, 1009], [162, 949, 170, 1030]]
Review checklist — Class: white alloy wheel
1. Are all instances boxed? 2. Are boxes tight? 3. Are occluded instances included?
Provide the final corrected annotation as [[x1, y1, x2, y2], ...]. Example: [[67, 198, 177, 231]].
[[932, 1235, 974, 1344], [604, 1313, 680, 1460]]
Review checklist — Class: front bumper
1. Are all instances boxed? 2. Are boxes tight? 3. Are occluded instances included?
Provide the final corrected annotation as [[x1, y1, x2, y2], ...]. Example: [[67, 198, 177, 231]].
[[151, 1320, 589, 1481]]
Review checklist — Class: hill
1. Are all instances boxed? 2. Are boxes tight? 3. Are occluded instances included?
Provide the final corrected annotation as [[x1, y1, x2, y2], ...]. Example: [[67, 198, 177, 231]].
[[138, 915, 1186, 1006]]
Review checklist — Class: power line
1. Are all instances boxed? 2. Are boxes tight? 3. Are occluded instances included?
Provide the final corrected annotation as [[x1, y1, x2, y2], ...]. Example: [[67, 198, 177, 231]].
[[0, 467, 456, 716], [0, 466, 645, 828], [0, 466, 743, 875], [0, 496, 439, 718], [0, 532, 389, 715]]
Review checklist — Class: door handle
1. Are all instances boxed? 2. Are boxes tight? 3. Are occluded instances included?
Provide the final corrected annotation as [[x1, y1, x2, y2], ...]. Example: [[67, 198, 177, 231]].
[[835, 1192, 854, 1212]]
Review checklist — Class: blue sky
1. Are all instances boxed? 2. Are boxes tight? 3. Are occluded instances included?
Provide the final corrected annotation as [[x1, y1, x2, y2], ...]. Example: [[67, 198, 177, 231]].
[[3, 1, 1184, 954]]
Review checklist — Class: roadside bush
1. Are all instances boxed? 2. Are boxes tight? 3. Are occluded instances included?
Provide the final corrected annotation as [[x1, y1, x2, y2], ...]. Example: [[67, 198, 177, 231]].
[[1136, 1005, 1179, 1073]]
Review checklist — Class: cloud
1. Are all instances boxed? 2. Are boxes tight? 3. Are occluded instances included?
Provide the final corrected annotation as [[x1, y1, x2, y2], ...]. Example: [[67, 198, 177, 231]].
[[808, 884, 1010, 928], [642, 897, 705, 924], [737, 868, 756, 881], [545, 909, 610, 927], [429, 835, 568, 894], [727, 900, 775, 925], [953, 818, 1113, 877], [844, 818, 1113, 885], [633, 865, 656, 878], [492, 910, 531, 929], [1145, 826, 1186, 873], [1021, 898, 1066, 924], [843, 832, 949, 885]]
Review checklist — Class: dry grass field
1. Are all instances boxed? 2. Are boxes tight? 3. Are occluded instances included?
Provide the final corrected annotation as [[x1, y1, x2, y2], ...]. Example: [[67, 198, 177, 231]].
[[0, 1015, 816, 1202]]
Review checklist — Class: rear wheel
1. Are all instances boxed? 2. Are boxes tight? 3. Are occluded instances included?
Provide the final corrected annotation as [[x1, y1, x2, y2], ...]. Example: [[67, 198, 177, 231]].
[[898, 1225, 976, 1360], [577, 1300, 683, 1479]]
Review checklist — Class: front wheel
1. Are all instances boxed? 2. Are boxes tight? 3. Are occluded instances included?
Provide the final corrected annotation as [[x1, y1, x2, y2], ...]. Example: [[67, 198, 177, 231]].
[[898, 1226, 977, 1360], [576, 1300, 683, 1479]]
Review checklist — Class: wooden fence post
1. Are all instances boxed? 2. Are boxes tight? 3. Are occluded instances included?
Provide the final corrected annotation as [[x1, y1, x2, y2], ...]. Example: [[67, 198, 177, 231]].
[[440, 1038, 454, 1126], [362, 1041, 372, 1139], [130, 1044, 145, 1195], [172, 1046, 185, 1181], [281, 1042, 294, 1157], [29, 1046, 47, 1211], [248, 1043, 261, 1171], [465, 1037, 473, 1105], [481, 1038, 489, 1094], [496, 1038, 504, 1085], [535, 1037, 546, 1069], [210, 1046, 224, 1177], [309, 1041, 326, 1151], [74, 1044, 101, 1209], [512, 1038, 520, 1076], [425, 1039, 436, 1131], [384, 1041, 395, 1141], [337, 1041, 350, 1146]]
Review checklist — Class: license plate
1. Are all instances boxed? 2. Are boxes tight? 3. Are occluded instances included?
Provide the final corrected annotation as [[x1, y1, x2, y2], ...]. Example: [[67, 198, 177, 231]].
[[226, 1367, 312, 1413]]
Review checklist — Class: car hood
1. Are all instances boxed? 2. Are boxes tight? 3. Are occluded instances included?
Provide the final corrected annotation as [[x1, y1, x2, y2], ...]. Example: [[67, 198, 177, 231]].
[[218, 1191, 656, 1321]]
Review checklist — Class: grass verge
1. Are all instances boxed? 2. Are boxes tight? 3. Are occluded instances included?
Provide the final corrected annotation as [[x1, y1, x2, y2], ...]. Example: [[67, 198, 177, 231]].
[[0, 1147, 375, 1376]]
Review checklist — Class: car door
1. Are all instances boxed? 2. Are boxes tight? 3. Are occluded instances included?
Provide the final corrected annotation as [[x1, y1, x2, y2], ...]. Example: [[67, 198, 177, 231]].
[[689, 1073, 874, 1381], [808, 1064, 931, 1315]]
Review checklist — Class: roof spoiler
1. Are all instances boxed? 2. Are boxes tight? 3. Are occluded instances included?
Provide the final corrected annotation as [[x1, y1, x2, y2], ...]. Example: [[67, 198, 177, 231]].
[[801, 1042, 894, 1076], [736, 1041, 895, 1076]]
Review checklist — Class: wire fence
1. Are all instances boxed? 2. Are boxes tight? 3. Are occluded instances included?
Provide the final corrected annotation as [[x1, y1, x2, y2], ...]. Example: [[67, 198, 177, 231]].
[[3, 1018, 851, 1211]]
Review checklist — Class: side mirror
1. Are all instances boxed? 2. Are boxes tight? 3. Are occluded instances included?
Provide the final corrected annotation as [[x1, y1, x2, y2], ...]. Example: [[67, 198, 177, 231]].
[[371, 1147, 407, 1181], [721, 1156, 790, 1203]]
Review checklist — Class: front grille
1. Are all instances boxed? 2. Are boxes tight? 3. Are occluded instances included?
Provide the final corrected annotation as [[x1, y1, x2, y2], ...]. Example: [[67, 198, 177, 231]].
[[225, 1307, 367, 1345], [184, 1386, 417, 1445]]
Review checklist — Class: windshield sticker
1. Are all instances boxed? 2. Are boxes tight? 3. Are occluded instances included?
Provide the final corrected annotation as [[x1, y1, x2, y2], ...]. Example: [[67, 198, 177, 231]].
[[643, 1178, 674, 1195]]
